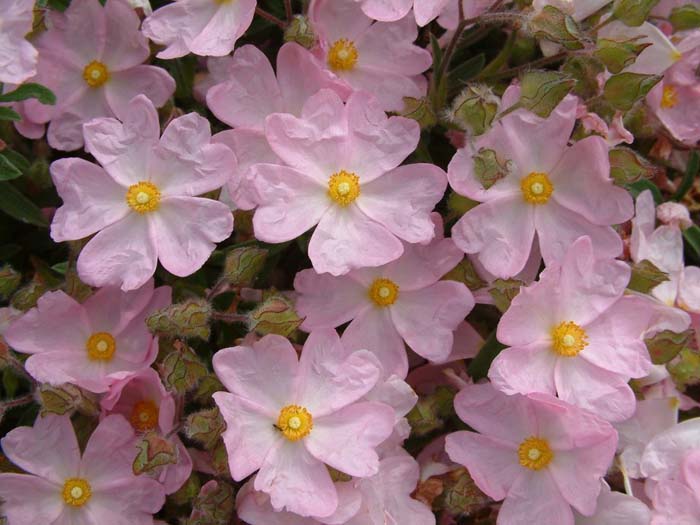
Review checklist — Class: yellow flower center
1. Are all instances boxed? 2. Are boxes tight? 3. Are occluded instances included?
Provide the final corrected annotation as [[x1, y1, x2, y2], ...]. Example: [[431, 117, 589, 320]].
[[328, 39, 359, 71], [521, 172, 553, 204], [130, 400, 159, 432], [126, 181, 161, 213], [82, 61, 109, 88], [277, 405, 313, 441], [368, 278, 399, 307], [551, 321, 588, 357], [328, 170, 360, 206], [86, 332, 116, 361], [518, 437, 553, 470], [62, 478, 92, 506], [661, 85, 679, 109]]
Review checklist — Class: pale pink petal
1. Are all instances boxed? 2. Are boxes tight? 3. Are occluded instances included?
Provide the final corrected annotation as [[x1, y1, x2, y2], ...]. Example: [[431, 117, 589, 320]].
[[141, 1, 198, 60], [341, 306, 409, 378], [255, 440, 338, 518], [641, 418, 700, 480], [105, 65, 175, 119], [295, 269, 369, 330], [100, 0, 150, 70], [308, 205, 404, 276], [548, 448, 607, 515], [76, 212, 157, 291], [0, 474, 63, 524], [679, 266, 700, 312], [82, 279, 154, 334], [488, 343, 558, 396], [390, 281, 474, 362], [296, 329, 381, 416], [305, 402, 394, 477], [340, 66, 425, 112], [357, 163, 446, 244], [650, 480, 700, 524], [550, 136, 633, 225], [212, 336, 299, 416], [447, 144, 520, 203], [498, 469, 575, 525], [414, 0, 452, 25], [310, 0, 373, 43], [575, 484, 652, 525], [213, 392, 282, 481], [444, 431, 521, 501], [452, 195, 536, 279], [188, 0, 255, 57], [355, 0, 413, 22], [1, 414, 80, 483], [252, 164, 329, 243]]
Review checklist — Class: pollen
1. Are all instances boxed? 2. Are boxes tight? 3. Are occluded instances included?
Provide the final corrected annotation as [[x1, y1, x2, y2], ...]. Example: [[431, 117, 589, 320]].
[[277, 405, 313, 441], [551, 321, 588, 357], [660, 85, 679, 109], [130, 400, 159, 432], [518, 436, 553, 470], [86, 332, 116, 361], [521, 172, 553, 205], [62, 478, 92, 506], [368, 278, 399, 307], [328, 170, 360, 206], [126, 181, 161, 213], [82, 61, 109, 88], [328, 38, 358, 71]]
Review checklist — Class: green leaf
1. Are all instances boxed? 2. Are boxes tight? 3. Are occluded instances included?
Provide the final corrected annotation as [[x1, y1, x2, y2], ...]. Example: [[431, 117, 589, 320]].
[[2, 149, 30, 173], [0, 107, 21, 121], [0, 83, 56, 105], [430, 33, 443, 75], [683, 225, 700, 260], [468, 331, 507, 380], [628, 259, 669, 294], [670, 4, 700, 31], [0, 155, 23, 181], [0, 182, 48, 227], [509, 70, 575, 118], [613, 0, 661, 26], [672, 150, 699, 201], [603, 72, 662, 110], [447, 54, 486, 94], [609, 147, 660, 185], [629, 179, 663, 204]]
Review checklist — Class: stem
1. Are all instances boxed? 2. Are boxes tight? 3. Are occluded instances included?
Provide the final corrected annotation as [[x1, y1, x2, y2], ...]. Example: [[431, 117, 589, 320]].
[[255, 7, 286, 28], [1, 393, 35, 411], [284, 0, 293, 21], [211, 311, 248, 323], [591, 15, 615, 32], [206, 278, 230, 301], [481, 51, 568, 81]]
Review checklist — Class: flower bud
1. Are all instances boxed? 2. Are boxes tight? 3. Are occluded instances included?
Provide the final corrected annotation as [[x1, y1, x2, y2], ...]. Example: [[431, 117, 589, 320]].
[[448, 85, 499, 136], [401, 97, 437, 129], [158, 339, 208, 394], [603, 72, 662, 111], [595, 38, 652, 74], [10, 280, 49, 311], [185, 407, 225, 450], [188, 480, 235, 525], [38, 383, 99, 417], [657, 202, 692, 229], [489, 278, 524, 313], [613, 0, 660, 26], [670, 4, 700, 31], [247, 294, 302, 337], [609, 147, 660, 185], [132, 431, 178, 476], [0, 265, 21, 300], [628, 259, 669, 294], [668, 348, 700, 390], [528, 5, 585, 50], [407, 386, 455, 436], [222, 246, 268, 287], [147, 298, 212, 340], [284, 15, 316, 48], [441, 468, 491, 516], [514, 70, 576, 118], [646, 329, 693, 365]]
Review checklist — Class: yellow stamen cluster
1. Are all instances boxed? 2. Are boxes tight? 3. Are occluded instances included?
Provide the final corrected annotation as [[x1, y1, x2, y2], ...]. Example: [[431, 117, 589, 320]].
[[328, 170, 360, 206], [82, 61, 110, 88], [126, 181, 161, 213], [277, 405, 313, 441], [86, 332, 116, 361], [551, 321, 588, 357], [368, 278, 399, 307], [130, 400, 160, 432], [518, 437, 553, 471], [327, 39, 359, 71], [62, 478, 92, 506], [661, 85, 679, 109], [521, 172, 553, 205]]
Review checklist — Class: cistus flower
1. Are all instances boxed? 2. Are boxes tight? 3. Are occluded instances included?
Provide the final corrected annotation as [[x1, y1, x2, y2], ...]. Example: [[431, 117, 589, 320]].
[[19, 0, 175, 151], [49, 95, 235, 291], [0, 414, 165, 525], [295, 215, 475, 378], [206, 42, 348, 210], [574, 482, 651, 525], [4, 280, 170, 393], [252, 89, 446, 276], [212, 330, 395, 518], [309, 0, 432, 112], [0, 0, 38, 84], [445, 383, 618, 525], [448, 86, 633, 278], [489, 236, 689, 422], [141, 0, 255, 58], [100, 368, 193, 494]]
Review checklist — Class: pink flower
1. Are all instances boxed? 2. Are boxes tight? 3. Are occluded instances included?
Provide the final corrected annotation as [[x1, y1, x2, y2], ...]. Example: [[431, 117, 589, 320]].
[[21, 0, 175, 151], [641, 418, 700, 482], [212, 330, 395, 518], [437, 0, 500, 29], [351, 0, 450, 26], [207, 42, 347, 210], [0, 0, 38, 84], [141, 0, 255, 58], [4, 280, 169, 393], [445, 383, 618, 525], [295, 216, 474, 377], [309, 0, 432, 112], [575, 482, 651, 525], [489, 236, 689, 422], [448, 87, 633, 278], [0, 414, 165, 524], [252, 89, 446, 275], [647, 33, 700, 144], [50, 95, 234, 291], [101, 368, 193, 494]]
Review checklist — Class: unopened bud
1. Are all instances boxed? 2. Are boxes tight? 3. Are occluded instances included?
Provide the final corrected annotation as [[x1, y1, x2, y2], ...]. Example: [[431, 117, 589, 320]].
[[0, 265, 21, 300], [38, 383, 99, 417], [188, 480, 235, 525], [147, 299, 212, 340], [133, 431, 178, 476], [628, 259, 669, 294], [283, 15, 316, 48], [646, 329, 693, 365], [448, 85, 499, 136], [613, 0, 660, 26], [222, 246, 268, 287], [609, 147, 660, 185], [514, 70, 576, 118], [159, 339, 208, 394], [604, 72, 662, 111], [670, 4, 700, 31], [657, 202, 692, 229], [595, 38, 652, 74], [10, 280, 49, 311], [528, 5, 585, 50], [247, 294, 302, 337], [185, 407, 225, 450], [402, 97, 437, 129], [668, 348, 700, 390], [489, 278, 524, 312]]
